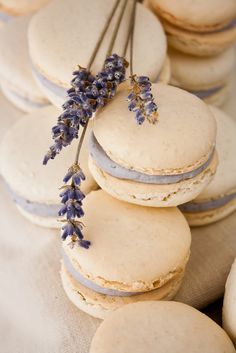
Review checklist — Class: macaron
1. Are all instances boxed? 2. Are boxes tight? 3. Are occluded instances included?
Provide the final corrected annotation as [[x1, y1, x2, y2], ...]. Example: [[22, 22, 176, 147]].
[[169, 47, 235, 107], [61, 189, 191, 319], [88, 83, 217, 207], [89, 301, 235, 353], [28, 0, 168, 108], [148, 0, 236, 56], [180, 106, 236, 226], [0, 106, 97, 228], [223, 258, 236, 345], [0, 0, 49, 16], [0, 16, 49, 112]]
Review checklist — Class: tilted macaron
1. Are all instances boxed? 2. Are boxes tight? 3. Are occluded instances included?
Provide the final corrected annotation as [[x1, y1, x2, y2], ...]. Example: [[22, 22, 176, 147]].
[[180, 106, 236, 226], [0, 16, 49, 112], [89, 301, 235, 353], [88, 83, 217, 207], [223, 258, 236, 345], [0, 106, 97, 228], [148, 0, 236, 56], [28, 0, 168, 108], [169, 47, 235, 107], [0, 0, 49, 16], [61, 190, 191, 319]]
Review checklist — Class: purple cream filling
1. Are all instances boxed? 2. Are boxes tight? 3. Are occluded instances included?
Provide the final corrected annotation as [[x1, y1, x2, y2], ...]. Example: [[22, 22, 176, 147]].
[[63, 250, 141, 297], [190, 86, 223, 99], [89, 132, 215, 185], [0, 12, 12, 22], [179, 192, 236, 213], [5, 86, 48, 109], [211, 18, 236, 33]]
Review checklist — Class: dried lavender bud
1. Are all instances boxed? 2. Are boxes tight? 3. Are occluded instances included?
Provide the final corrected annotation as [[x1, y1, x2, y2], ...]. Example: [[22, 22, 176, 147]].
[[127, 75, 158, 125]]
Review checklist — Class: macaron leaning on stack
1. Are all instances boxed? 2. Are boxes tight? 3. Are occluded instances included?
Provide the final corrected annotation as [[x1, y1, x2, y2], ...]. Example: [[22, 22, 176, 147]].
[[223, 258, 236, 345], [180, 106, 236, 226], [0, 16, 49, 112], [147, 0, 236, 56], [0, 106, 97, 228], [28, 0, 169, 108]]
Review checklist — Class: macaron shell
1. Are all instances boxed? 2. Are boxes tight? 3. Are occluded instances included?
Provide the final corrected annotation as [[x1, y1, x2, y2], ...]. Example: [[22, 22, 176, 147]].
[[16, 205, 62, 228], [149, 0, 236, 32], [0, 0, 49, 16], [0, 106, 97, 204], [29, 0, 167, 87], [169, 48, 235, 90], [93, 84, 216, 174], [223, 258, 236, 344], [0, 17, 48, 108], [88, 153, 217, 207], [201, 83, 230, 107], [90, 301, 235, 353], [61, 264, 184, 320]]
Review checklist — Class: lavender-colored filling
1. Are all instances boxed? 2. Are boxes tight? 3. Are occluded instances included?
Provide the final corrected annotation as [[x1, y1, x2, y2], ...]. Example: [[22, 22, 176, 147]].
[[63, 250, 141, 297], [179, 192, 236, 213], [6, 87, 48, 109], [89, 132, 214, 185], [0, 12, 12, 22], [212, 18, 236, 33], [9, 188, 60, 218], [191, 86, 223, 99]]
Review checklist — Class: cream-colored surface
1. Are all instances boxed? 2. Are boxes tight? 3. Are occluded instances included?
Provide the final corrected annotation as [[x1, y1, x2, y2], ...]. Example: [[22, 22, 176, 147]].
[[223, 258, 236, 344], [16, 205, 61, 229], [63, 190, 191, 290], [90, 301, 235, 353], [0, 17, 48, 107], [61, 265, 184, 320], [29, 0, 166, 87], [0, 106, 97, 203], [0, 0, 49, 15], [149, 0, 236, 31], [93, 84, 216, 174], [89, 154, 217, 207], [203, 84, 230, 107], [169, 48, 235, 90]]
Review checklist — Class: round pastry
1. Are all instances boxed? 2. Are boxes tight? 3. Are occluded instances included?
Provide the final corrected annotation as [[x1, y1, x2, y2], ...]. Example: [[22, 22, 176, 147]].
[[0, 16, 49, 112], [0, 106, 97, 228], [223, 258, 236, 345], [28, 0, 168, 108], [0, 0, 49, 16], [148, 0, 236, 56], [180, 106, 236, 226], [88, 83, 217, 207], [61, 189, 191, 319], [89, 301, 235, 353], [169, 47, 235, 107]]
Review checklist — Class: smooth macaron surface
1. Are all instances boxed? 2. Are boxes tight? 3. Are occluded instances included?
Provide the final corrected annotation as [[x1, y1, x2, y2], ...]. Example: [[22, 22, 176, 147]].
[[0, 106, 96, 204], [223, 258, 236, 344], [0, 16, 48, 111], [29, 0, 167, 89], [149, 0, 236, 32], [63, 190, 191, 291], [0, 0, 49, 16], [92, 83, 216, 175], [90, 301, 235, 353]]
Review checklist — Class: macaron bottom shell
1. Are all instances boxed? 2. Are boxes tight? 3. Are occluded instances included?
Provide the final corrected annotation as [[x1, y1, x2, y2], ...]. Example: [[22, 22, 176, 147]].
[[195, 84, 229, 107], [61, 264, 185, 320], [88, 153, 218, 207], [16, 205, 61, 229]]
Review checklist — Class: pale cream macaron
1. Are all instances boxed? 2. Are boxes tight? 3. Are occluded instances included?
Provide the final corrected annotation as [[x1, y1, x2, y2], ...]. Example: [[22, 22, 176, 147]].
[[0, 16, 49, 112], [169, 47, 235, 107], [61, 189, 191, 319], [0, 0, 49, 16], [0, 106, 97, 228], [89, 301, 235, 353], [180, 106, 236, 226], [148, 0, 236, 56], [28, 0, 168, 108], [223, 258, 236, 345], [88, 83, 217, 207]]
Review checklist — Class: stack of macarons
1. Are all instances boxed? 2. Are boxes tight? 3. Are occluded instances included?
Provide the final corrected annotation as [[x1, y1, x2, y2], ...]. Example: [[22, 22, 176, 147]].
[[147, 0, 236, 106]]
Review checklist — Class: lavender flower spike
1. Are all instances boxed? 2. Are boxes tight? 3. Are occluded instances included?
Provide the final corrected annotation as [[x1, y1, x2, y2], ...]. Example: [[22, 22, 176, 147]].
[[128, 75, 158, 125]]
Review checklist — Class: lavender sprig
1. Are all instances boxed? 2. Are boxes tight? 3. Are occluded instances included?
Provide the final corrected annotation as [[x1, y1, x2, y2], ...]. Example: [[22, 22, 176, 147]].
[[59, 164, 90, 249], [128, 75, 158, 125], [43, 54, 128, 165]]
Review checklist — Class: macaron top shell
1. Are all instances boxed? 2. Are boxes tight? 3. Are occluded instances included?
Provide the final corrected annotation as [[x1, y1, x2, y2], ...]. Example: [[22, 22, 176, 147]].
[[90, 301, 235, 353], [29, 0, 166, 87], [169, 48, 235, 90], [195, 106, 236, 201], [149, 0, 236, 32], [0, 0, 49, 15], [63, 190, 191, 290], [93, 83, 216, 175], [0, 16, 48, 103], [0, 106, 96, 204]]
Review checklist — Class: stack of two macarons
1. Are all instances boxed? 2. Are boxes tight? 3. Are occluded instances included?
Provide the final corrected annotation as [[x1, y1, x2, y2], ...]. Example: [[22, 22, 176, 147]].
[[147, 0, 236, 107]]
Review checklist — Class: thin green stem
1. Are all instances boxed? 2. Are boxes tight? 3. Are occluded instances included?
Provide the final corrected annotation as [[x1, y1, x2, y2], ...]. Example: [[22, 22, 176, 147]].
[[130, 0, 137, 76], [74, 119, 89, 164], [122, 0, 137, 58]]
